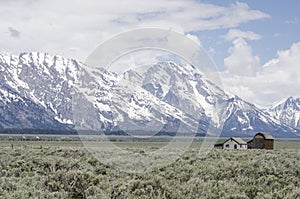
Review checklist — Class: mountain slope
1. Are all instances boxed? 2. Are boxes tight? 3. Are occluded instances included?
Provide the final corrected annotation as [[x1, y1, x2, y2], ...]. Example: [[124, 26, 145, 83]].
[[0, 52, 299, 137], [0, 53, 75, 130], [268, 97, 300, 130], [221, 97, 298, 137], [113, 62, 298, 137]]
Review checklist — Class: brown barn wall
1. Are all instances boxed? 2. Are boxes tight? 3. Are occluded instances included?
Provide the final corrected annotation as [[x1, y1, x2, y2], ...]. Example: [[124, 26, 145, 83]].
[[265, 140, 274, 150], [252, 138, 265, 149], [247, 138, 274, 149]]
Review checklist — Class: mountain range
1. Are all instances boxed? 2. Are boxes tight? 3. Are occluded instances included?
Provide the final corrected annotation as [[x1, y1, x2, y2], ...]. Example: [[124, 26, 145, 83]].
[[267, 97, 300, 131], [0, 52, 299, 137]]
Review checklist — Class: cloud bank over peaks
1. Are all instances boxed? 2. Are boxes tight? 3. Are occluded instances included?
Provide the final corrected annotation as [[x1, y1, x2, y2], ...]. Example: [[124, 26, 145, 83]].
[[223, 29, 262, 41], [224, 37, 260, 76], [222, 42, 300, 107], [0, 0, 269, 61]]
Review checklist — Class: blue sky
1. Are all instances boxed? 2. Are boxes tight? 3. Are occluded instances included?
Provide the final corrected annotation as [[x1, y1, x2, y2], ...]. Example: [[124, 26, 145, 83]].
[[196, 0, 300, 69], [0, 0, 299, 106]]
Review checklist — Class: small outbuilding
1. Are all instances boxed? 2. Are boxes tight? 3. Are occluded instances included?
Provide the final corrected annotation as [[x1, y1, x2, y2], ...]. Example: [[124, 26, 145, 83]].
[[214, 137, 247, 150], [247, 132, 274, 150]]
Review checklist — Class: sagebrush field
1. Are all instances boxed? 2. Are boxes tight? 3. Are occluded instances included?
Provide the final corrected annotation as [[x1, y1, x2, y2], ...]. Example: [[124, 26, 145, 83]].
[[0, 140, 299, 199]]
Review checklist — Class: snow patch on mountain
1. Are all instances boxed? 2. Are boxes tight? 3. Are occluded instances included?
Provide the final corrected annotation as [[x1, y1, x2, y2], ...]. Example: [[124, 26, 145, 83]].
[[0, 52, 299, 137], [268, 96, 300, 130]]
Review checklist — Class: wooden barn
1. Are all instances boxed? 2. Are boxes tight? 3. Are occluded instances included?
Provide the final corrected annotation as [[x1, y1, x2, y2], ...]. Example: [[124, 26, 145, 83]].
[[247, 132, 274, 150], [214, 137, 247, 150]]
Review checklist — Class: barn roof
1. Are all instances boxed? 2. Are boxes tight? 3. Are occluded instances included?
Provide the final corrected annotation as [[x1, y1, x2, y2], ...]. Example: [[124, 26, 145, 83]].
[[221, 137, 247, 145], [231, 137, 247, 145], [257, 132, 274, 140], [215, 137, 248, 147]]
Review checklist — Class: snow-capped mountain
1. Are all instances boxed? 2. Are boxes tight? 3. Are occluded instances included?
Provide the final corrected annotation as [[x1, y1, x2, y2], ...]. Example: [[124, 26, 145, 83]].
[[122, 62, 227, 133], [221, 97, 298, 137], [268, 97, 300, 130], [111, 62, 298, 137], [0, 52, 299, 137], [0, 52, 76, 130]]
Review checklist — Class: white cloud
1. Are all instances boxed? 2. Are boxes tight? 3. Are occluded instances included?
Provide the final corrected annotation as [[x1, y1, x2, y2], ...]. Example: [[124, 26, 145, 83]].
[[261, 42, 300, 90], [224, 38, 260, 76], [109, 50, 174, 73], [222, 42, 300, 107], [0, 0, 269, 61], [223, 29, 262, 41], [186, 34, 201, 45]]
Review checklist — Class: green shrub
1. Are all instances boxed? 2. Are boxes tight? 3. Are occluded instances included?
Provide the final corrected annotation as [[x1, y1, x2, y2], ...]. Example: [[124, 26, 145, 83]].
[[0, 146, 299, 198]]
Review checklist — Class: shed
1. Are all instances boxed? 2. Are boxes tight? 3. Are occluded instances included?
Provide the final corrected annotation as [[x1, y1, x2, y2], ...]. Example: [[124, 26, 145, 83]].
[[214, 137, 247, 149], [247, 132, 274, 150]]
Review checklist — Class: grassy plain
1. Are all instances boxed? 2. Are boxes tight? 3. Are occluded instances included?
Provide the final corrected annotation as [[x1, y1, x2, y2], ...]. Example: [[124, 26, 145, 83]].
[[0, 138, 299, 198]]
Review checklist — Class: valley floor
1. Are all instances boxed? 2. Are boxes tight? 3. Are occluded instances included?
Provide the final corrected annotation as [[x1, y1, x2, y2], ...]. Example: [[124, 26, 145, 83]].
[[0, 139, 299, 198]]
